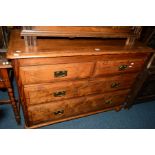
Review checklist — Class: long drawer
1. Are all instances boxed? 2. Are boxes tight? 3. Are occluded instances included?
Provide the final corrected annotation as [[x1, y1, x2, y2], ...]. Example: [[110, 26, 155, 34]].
[[24, 73, 137, 105], [19, 62, 94, 85], [27, 89, 129, 125]]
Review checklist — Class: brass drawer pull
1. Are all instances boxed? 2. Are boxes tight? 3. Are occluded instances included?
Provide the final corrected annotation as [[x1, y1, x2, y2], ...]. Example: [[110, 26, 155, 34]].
[[105, 99, 113, 104], [54, 70, 67, 78], [111, 82, 120, 88], [119, 65, 128, 71], [53, 91, 66, 97], [54, 110, 64, 115]]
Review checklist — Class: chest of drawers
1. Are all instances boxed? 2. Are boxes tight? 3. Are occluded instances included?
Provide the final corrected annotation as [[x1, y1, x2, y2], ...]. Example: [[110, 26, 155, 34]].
[[7, 29, 154, 128]]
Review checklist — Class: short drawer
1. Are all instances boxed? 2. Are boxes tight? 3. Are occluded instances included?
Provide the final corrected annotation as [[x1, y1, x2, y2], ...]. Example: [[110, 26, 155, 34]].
[[19, 62, 94, 84], [24, 73, 137, 105], [94, 58, 145, 77], [27, 89, 129, 125]]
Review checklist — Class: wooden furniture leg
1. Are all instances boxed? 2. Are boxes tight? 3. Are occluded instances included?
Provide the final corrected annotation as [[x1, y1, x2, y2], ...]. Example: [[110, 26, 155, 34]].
[[0, 68, 21, 124], [7, 87, 20, 124]]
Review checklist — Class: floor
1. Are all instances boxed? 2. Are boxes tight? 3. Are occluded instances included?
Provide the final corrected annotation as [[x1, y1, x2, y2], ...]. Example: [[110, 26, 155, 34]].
[[0, 80, 155, 129]]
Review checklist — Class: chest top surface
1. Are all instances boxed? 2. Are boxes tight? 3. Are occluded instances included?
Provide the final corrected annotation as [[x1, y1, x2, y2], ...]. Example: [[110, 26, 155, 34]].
[[7, 30, 154, 59]]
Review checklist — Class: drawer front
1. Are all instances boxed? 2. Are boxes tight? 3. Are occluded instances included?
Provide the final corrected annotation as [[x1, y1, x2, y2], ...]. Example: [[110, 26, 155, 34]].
[[78, 73, 137, 96], [94, 59, 145, 77], [25, 80, 86, 105], [28, 89, 129, 125], [28, 97, 86, 125], [24, 73, 137, 105], [19, 62, 94, 84], [84, 89, 129, 112]]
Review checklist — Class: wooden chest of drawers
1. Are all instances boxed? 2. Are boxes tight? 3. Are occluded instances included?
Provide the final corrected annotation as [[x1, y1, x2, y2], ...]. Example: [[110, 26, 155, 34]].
[[7, 29, 154, 128]]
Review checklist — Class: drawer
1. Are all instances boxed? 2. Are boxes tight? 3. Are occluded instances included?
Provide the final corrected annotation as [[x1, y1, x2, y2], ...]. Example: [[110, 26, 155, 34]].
[[78, 73, 137, 96], [25, 80, 86, 105], [19, 62, 94, 84], [94, 59, 145, 77], [24, 73, 137, 105], [27, 89, 129, 125], [28, 97, 86, 125], [84, 89, 129, 112]]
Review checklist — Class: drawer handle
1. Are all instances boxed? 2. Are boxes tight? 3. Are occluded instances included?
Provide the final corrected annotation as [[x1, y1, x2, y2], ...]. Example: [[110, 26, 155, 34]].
[[54, 70, 67, 78], [54, 110, 64, 115], [119, 65, 128, 71], [53, 91, 66, 97], [111, 82, 120, 88], [105, 99, 113, 104]]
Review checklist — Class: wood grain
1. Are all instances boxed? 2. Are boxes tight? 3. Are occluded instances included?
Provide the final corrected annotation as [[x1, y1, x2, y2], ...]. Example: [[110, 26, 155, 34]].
[[21, 26, 135, 38], [24, 73, 137, 105], [19, 62, 94, 84], [0, 81, 5, 88], [7, 30, 153, 59], [17, 53, 150, 66], [0, 68, 20, 124], [27, 89, 129, 126], [6, 28, 154, 128], [94, 58, 146, 77]]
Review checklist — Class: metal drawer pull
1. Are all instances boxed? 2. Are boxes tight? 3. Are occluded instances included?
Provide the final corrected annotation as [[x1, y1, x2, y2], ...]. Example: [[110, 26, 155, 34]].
[[54, 110, 64, 115], [54, 70, 67, 78], [111, 82, 120, 88], [105, 99, 113, 104], [53, 91, 66, 97], [119, 65, 128, 71]]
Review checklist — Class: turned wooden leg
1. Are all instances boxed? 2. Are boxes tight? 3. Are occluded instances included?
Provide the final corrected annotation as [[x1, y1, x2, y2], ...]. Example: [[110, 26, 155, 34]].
[[0, 68, 21, 124], [7, 87, 21, 124]]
